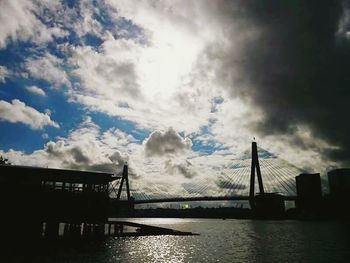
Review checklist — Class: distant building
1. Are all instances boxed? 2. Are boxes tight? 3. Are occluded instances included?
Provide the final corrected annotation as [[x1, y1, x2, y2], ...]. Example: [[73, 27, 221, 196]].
[[253, 193, 285, 219], [295, 173, 322, 214], [328, 168, 350, 198], [326, 168, 350, 218]]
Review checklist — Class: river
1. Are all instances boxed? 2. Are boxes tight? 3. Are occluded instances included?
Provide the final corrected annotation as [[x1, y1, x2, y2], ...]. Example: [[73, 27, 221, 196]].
[[4, 218, 350, 262]]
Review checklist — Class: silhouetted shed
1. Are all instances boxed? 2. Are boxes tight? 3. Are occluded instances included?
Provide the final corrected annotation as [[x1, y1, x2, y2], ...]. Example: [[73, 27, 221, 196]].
[[0, 165, 120, 229]]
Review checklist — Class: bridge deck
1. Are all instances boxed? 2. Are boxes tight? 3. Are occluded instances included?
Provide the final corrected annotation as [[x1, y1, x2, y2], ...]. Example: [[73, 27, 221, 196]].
[[111, 195, 297, 204]]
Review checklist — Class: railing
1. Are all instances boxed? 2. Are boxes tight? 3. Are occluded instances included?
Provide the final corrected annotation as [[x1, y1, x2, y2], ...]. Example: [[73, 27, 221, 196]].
[[40, 181, 109, 194]]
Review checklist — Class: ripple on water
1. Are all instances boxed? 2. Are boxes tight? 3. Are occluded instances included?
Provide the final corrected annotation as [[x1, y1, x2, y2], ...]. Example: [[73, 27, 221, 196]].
[[2, 219, 350, 263]]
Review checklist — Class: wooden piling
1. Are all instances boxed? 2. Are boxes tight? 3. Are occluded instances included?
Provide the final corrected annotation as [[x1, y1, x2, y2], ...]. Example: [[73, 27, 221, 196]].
[[45, 222, 59, 238]]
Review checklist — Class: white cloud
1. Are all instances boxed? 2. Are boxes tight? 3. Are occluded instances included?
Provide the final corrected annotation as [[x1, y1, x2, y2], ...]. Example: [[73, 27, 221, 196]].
[[0, 0, 105, 49], [0, 99, 59, 129], [68, 40, 142, 99], [259, 127, 338, 173], [57, 1, 229, 134], [40, 117, 132, 173], [0, 65, 9, 82], [165, 159, 197, 179], [0, 118, 222, 196], [144, 128, 192, 156], [0, 117, 134, 174], [25, 53, 71, 88], [25, 85, 46, 96], [45, 0, 250, 140], [72, 0, 104, 38], [0, 0, 67, 48]]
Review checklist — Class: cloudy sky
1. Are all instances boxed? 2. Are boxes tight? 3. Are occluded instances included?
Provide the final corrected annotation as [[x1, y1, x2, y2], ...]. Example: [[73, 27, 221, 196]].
[[1, 0, 349, 198]]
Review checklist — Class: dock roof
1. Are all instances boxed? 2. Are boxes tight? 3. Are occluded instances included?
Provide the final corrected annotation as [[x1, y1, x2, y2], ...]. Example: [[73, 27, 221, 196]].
[[0, 165, 120, 184]]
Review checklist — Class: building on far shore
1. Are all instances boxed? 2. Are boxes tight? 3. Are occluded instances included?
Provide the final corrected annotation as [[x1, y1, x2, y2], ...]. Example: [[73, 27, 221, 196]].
[[328, 168, 350, 198], [295, 173, 322, 216], [326, 168, 350, 217]]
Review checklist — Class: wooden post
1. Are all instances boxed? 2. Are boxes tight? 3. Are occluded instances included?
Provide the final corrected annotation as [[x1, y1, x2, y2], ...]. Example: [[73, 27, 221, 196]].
[[45, 222, 59, 238], [108, 223, 111, 235]]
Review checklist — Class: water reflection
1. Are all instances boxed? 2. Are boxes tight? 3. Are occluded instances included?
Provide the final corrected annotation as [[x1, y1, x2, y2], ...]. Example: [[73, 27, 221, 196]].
[[2, 219, 350, 263], [245, 220, 350, 263], [107, 236, 187, 263]]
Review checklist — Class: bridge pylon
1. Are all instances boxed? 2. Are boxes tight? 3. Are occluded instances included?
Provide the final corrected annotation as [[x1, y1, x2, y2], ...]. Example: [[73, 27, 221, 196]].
[[116, 164, 131, 201], [249, 141, 265, 209], [249, 141, 286, 218]]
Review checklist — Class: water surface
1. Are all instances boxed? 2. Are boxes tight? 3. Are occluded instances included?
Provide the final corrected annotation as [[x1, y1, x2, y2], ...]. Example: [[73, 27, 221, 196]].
[[5, 218, 350, 263]]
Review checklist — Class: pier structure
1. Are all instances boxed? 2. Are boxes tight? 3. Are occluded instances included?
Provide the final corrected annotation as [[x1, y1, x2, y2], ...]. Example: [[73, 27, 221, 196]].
[[0, 165, 119, 239], [0, 165, 195, 238]]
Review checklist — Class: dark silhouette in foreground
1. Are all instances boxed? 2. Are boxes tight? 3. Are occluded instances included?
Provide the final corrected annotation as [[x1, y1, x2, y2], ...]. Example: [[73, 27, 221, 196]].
[[0, 165, 194, 243]]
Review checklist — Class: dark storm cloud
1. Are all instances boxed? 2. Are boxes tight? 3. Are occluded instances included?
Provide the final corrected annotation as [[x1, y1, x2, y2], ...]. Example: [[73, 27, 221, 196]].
[[218, 0, 350, 163]]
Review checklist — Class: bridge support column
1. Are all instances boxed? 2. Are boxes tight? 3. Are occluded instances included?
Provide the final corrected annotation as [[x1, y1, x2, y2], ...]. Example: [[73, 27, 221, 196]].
[[249, 141, 265, 209], [117, 164, 131, 201]]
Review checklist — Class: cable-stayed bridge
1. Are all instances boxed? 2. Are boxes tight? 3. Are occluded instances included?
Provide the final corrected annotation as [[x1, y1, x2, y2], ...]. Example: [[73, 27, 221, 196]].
[[111, 142, 303, 207]]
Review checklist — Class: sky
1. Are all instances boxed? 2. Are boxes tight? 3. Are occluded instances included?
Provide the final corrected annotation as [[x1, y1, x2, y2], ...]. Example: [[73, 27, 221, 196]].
[[1, 0, 349, 199]]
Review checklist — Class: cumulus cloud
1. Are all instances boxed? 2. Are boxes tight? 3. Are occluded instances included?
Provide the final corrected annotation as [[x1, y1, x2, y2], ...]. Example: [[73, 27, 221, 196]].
[[59, 0, 225, 134], [144, 128, 192, 157], [0, 99, 59, 129], [0, 0, 67, 48], [25, 85, 46, 96], [25, 53, 71, 88], [44, 140, 126, 173], [0, 117, 213, 196], [68, 39, 141, 99], [52, 118, 129, 171], [165, 159, 197, 179], [109, 151, 128, 165], [71, 0, 104, 38], [0, 65, 9, 82], [3, 117, 131, 173]]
